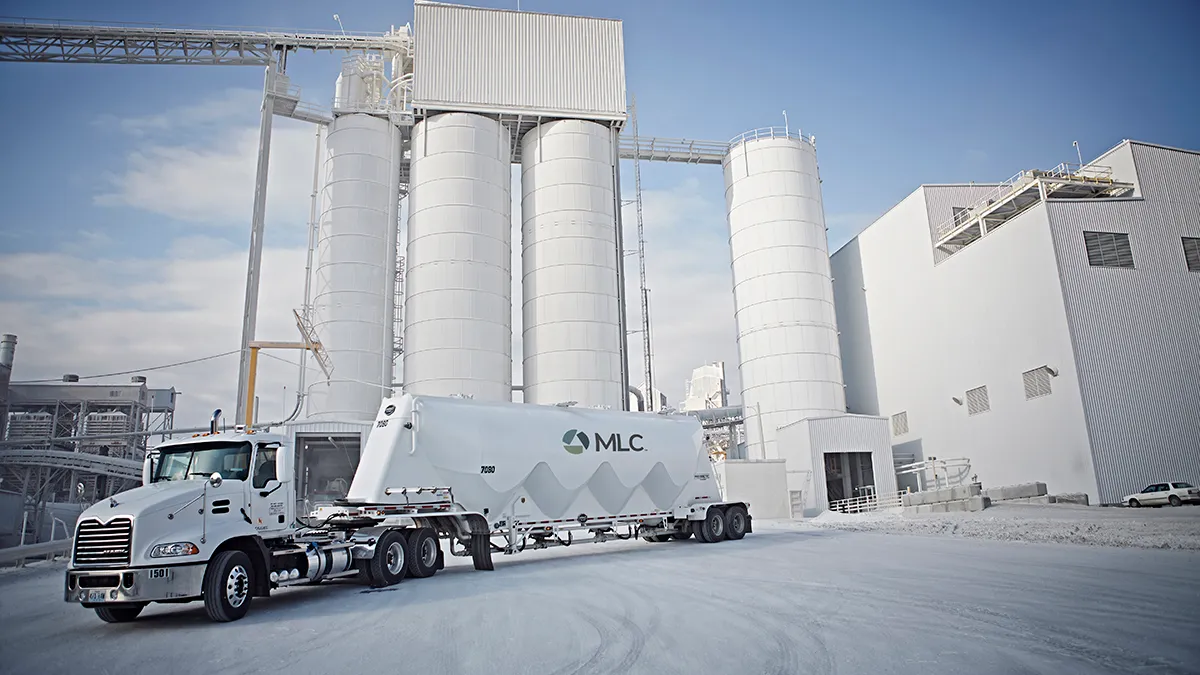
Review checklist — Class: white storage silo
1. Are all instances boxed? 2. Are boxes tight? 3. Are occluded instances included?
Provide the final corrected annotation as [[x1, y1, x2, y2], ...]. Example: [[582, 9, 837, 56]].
[[521, 119, 624, 409], [308, 113, 402, 421], [402, 112, 512, 401], [723, 128, 845, 460]]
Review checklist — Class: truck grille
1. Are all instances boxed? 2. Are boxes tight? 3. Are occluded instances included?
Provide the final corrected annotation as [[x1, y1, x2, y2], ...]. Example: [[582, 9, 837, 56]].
[[73, 518, 132, 567]]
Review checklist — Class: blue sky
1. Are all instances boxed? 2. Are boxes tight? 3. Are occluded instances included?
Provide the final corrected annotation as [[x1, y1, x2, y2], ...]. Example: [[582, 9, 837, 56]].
[[1, 0, 1196, 423]]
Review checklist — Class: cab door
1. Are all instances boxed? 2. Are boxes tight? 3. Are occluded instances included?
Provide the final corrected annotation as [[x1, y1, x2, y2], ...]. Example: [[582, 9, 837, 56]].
[[248, 443, 292, 534]]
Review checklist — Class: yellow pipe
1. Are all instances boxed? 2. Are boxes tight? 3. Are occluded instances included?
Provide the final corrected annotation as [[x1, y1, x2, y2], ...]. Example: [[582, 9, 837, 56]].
[[244, 346, 259, 428]]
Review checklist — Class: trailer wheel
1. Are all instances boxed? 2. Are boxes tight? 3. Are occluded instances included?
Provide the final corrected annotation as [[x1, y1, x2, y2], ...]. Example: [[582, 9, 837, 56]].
[[95, 602, 147, 623], [369, 530, 409, 588], [407, 527, 440, 578], [203, 550, 254, 622], [724, 505, 749, 541], [697, 507, 726, 543], [672, 530, 692, 541], [471, 534, 494, 571], [642, 534, 671, 543]]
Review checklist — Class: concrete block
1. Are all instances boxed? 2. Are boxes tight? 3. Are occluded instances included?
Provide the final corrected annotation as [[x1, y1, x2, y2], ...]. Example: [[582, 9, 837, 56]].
[[944, 499, 969, 512], [1054, 493, 1089, 506], [930, 502, 950, 513], [984, 482, 1049, 502], [901, 493, 914, 507], [966, 495, 987, 512]]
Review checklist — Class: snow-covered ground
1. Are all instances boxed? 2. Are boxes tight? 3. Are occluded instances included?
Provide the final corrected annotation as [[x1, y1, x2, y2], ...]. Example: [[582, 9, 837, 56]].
[[805, 503, 1200, 549], [2, 525, 1199, 674]]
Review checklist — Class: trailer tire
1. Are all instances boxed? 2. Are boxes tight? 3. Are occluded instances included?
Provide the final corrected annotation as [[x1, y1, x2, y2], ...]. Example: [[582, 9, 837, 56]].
[[471, 534, 494, 571], [407, 527, 440, 578], [369, 530, 409, 588], [356, 559, 376, 585], [724, 505, 749, 541], [691, 519, 710, 543], [697, 507, 726, 543], [95, 603, 146, 623], [672, 530, 692, 541], [203, 550, 254, 622], [642, 534, 671, 543]]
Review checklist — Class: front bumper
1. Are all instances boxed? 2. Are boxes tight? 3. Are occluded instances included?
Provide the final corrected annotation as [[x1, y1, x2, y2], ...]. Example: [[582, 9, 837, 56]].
[[64, 564, 206, 605]]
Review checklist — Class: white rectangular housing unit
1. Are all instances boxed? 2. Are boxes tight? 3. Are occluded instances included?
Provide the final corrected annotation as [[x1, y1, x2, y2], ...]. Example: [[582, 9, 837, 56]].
[[521, 119, 624, 408], [715, 459, 790, 519], [309, 113, 402, 421], [403, 112, 512, 402], [346, 394, 717, 525], [413, 1, 626, 122], [723, 129, 845, 461], [776, 414, 896, 515]]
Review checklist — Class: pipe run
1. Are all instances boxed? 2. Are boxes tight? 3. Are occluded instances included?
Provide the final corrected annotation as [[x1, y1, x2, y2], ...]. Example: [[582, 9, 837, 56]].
[[627, 385, 644, 412]]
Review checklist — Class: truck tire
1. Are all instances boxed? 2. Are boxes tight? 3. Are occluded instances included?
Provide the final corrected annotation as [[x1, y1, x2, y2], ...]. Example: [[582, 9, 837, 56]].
[[672, 530, 692, 541], [203, 550, 254, 622], [697, 507, 726, 543], [407, 527, 440, 578], [369, 530, 409, 588], [356, 559, 376, 585], [95, 603, 147, 623], [642, 534, 671, 543], [724, 505, 749, 541], [471, 533, 494, 571]]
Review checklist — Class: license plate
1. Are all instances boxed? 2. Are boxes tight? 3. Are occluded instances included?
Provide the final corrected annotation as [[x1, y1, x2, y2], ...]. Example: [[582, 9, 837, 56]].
[[87, 589, 107, 603], [147, 568, 171, 580]]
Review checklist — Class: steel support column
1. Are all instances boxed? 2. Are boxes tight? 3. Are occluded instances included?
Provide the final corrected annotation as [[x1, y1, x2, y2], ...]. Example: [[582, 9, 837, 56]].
[[236, 62, 277, 422]]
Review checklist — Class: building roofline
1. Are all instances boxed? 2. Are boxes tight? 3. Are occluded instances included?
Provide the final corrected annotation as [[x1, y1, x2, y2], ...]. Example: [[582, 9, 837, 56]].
[[1123, 139, 1200, 156]]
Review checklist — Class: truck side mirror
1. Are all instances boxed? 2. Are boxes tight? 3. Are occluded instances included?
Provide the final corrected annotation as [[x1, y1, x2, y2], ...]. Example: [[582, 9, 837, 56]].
[[275, 444, 293, 484], [142, 455, 155, 485]]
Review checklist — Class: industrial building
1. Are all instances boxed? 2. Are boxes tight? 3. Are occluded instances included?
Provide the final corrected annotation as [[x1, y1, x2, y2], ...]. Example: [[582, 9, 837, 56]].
[[831, 140, 1200, 506], [0, 334, 178, 547]]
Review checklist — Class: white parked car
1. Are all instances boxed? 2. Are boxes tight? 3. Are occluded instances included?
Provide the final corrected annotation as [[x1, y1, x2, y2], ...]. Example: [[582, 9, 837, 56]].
[[1124, 482, 1200, 507]]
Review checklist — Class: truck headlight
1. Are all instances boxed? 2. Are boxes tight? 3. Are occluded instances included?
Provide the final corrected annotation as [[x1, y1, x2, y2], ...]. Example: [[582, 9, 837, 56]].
[[149, 542, 200, 558]]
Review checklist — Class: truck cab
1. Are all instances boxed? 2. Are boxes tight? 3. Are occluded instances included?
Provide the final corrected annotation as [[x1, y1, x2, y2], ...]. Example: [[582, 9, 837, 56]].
[[65, 429, 295, 623]]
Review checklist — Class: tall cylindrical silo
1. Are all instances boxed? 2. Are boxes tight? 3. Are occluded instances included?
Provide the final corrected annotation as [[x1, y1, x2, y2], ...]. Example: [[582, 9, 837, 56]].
[[403, 112, 511, 401], [521, 119, 624, 409], [723, 128, 845, 460], [307, 113, 402, 421]]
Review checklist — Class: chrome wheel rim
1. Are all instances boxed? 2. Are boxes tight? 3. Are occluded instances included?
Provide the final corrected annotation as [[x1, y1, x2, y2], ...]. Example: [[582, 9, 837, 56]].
[[386, 541, 405, 575], [226, 565, 249, 608], [421, 538, 437, 567], [710, 514, 724, 537]]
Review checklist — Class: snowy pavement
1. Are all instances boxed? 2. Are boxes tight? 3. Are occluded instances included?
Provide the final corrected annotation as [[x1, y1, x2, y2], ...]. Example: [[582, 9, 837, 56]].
[[2, 525, 1199, 675], [807, 502, 1200, 549]]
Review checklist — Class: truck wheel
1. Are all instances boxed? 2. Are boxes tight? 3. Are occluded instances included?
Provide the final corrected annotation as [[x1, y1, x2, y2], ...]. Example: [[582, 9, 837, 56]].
[[691, 519, 710, 542], [407, 527, 440, 578], [698, 507, 726, 543], [356, 559, 376, 585], [95, 603, 147, 623], [203, 550, 254, 622], [672, 530, 692, 541], [369, 530, 409, 588], [724, 505, 749, 541], [642, 534, 670, 543]]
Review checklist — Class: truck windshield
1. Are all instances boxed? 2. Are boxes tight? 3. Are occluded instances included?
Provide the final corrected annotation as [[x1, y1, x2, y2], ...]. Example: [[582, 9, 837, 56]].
[[153, 441, 252, 483]]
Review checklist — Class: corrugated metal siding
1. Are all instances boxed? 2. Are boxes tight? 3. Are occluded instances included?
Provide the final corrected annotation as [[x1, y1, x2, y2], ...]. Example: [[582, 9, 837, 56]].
[[804, 415, 896, 512], [413, 2, 626, 121], [1049, 143, 1200, 504]]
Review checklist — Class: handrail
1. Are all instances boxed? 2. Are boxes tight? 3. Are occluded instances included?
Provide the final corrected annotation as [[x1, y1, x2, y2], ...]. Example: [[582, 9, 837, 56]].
[[935, 162, 1118, 240], [829, 489, 908, 514], [729, 126, 815, 148]]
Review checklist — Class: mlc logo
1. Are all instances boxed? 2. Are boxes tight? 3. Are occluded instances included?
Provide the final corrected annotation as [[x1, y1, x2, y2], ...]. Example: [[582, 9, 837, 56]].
[[562, 429, 590, 455]]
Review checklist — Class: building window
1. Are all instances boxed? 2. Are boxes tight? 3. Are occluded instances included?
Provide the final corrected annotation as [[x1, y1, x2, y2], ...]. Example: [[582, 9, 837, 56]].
[[966, 385, 990, 416], [1023, 367, 1052, 400], [891, 411, 909, 437], [1184, 237, 1200, 272], [1084, 231, 1134, 268]]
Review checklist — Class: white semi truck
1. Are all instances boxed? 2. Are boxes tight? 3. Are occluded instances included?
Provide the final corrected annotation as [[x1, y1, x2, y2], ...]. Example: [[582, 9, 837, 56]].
[[64, 394, 752, 623]]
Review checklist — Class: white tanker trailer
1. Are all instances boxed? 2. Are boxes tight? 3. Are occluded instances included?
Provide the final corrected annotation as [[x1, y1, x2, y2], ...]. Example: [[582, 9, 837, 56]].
[[63, 394, 752, 623]]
